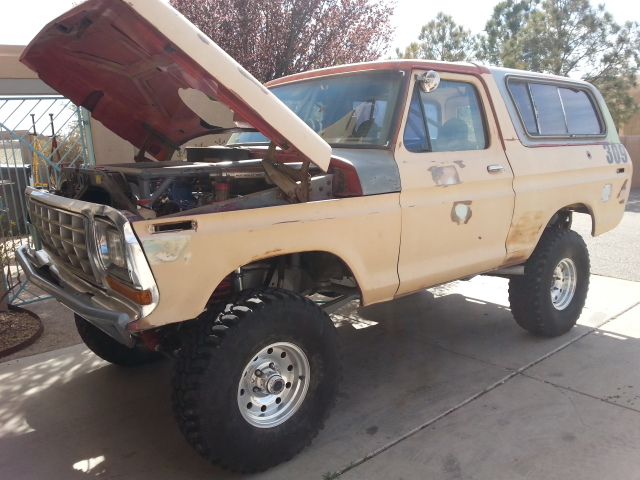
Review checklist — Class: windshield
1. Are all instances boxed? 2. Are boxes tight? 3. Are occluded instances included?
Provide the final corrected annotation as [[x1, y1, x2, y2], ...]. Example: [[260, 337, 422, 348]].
[[228, 71, 404, 147]]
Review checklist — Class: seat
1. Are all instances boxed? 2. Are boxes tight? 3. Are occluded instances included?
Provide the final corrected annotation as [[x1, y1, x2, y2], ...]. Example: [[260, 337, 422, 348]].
[[436, 118, 475, 151]]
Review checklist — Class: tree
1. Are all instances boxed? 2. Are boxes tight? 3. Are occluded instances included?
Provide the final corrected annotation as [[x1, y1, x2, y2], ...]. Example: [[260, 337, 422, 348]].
[[170, 0, 395, 83], [478, 0, 640, 127], [477, 0, 536, 66], [398, 12, 478, 62]]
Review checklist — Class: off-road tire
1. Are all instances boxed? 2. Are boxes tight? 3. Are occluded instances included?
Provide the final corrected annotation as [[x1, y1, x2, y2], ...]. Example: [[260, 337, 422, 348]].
[[74, 313, 163, 366], [509, 227, 590, 337], [172, 287, 341, 473]]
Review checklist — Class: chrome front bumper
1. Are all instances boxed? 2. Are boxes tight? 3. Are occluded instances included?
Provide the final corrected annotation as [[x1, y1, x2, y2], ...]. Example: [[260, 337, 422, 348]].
[[16, 245, 137, 347]]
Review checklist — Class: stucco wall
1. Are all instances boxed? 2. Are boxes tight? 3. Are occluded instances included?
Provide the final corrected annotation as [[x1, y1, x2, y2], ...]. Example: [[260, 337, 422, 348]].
[[620, 136, 640, 189], [0, 45, 39, 78], [619, 83, 640, 137]]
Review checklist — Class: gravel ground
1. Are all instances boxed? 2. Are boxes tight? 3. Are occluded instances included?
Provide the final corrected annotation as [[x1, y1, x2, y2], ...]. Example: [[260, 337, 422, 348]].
[[2, 189, 638, 363]]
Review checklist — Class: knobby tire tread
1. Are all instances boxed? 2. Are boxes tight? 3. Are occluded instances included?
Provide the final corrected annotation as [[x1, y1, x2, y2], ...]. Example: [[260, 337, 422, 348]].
[[171, 287, 341, 472], [508, 227, 589, 337]]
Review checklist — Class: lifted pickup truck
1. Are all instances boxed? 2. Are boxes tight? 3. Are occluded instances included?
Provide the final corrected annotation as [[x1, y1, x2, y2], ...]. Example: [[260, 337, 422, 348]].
[[18, 0, 632, 472]]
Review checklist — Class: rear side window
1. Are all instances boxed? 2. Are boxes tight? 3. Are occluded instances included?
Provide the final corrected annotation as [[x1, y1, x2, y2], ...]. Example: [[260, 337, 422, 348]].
[[507, 79, 604, 136]]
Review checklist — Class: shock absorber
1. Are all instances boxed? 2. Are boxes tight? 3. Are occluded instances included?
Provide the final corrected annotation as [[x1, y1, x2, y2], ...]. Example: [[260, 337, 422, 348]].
[[214, 180, 230, 202]]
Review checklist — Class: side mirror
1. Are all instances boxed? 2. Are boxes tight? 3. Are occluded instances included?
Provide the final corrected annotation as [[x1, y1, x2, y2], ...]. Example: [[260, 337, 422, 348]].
[[416, 71, 440, 93]]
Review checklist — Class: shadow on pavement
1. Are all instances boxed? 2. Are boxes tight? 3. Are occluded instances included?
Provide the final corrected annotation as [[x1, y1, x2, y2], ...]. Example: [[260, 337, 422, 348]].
[[1, 277, 639, 480]]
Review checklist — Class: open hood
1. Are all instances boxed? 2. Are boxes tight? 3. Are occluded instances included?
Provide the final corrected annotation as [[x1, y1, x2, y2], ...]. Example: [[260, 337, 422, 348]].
[[20, 0, 331, 170]]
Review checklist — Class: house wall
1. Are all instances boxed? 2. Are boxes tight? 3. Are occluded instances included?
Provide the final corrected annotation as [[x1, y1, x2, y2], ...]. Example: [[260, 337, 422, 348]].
[[621, 136, 640, 189], [618, 83, 640, 188]]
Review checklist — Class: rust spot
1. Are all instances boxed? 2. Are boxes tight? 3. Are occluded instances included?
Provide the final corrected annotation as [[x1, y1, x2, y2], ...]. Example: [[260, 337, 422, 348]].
[[451, 201, 472, 224], [504, 253, 529, 265], [505, 211, 545, 256], [250, 248, 283, 262], [618, 179, 629, 202], [429, 166, 461, 186]]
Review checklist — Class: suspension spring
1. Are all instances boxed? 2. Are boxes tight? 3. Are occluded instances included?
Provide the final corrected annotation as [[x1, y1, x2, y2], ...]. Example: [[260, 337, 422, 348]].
[[208, 274, 233, 303]]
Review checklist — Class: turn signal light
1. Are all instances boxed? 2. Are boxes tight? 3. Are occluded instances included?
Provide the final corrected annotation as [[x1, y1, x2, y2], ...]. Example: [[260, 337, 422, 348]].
[[106, 276, 153, 305]]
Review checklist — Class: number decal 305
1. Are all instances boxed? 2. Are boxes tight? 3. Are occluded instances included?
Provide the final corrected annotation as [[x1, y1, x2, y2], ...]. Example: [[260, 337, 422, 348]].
[[603, 143, 629, 164]]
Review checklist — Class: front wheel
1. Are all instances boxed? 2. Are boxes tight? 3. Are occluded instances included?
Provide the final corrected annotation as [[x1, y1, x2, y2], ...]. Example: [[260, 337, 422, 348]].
[[172, 287, 341, 472], [74, 314, 163, 366], [508, 228, 590, 337]]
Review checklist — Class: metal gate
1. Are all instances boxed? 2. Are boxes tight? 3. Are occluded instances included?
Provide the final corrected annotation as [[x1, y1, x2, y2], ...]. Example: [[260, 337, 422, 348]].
[[0, 96, 95, 306]]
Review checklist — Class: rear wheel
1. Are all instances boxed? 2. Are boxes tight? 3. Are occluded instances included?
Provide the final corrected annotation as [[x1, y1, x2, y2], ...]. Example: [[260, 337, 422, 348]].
[[172, 287, 341, 472], [508, 228, 590, 337], [74, 314, 163, 366]]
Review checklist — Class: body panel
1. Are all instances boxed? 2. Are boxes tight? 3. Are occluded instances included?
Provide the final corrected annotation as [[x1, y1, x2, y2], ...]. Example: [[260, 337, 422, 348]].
[[484, 67, 632, 262], [395, 71, 515, 294], [131, 193, 402, 328], [16, 1, 632, 335]]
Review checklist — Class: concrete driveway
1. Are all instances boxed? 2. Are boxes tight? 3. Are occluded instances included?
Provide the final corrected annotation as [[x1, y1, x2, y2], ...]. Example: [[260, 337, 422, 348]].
[[1, 274, 640, 479]]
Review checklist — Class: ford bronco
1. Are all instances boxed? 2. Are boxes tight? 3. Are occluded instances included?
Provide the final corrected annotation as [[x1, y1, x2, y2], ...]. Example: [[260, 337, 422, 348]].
[[17, 0, 632, 472]]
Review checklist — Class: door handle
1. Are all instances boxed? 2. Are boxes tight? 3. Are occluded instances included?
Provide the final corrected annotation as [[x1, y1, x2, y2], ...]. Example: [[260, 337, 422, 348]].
[[487, 165, 507, 173]]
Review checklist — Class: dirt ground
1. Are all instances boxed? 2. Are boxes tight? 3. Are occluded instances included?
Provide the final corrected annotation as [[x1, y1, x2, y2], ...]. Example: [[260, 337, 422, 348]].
[[0, 296, 79, 362]]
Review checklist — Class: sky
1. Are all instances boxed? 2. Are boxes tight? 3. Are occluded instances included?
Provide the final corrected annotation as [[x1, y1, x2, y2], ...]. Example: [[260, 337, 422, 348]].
[[1, 0, 639, 55]]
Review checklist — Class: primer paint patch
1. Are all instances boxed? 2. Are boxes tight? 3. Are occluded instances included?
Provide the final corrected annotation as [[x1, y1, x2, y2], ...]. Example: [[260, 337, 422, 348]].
[[451, 201, 473, 225], [429, 165, 461, 186], [142, 235, 190, 264]]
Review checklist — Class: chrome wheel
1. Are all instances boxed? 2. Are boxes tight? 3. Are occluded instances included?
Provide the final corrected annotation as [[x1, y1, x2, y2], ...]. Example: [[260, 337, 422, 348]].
[[238, 342, 310, 428], [551, 258, 577, 310]]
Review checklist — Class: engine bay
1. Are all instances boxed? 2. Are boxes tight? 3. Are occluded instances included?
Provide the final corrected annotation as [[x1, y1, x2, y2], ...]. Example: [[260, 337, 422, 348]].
[[56, 146, 335, 220]]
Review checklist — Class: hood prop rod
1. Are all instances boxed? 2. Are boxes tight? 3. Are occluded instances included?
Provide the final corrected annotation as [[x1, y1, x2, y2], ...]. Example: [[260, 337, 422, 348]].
[[261, 142, 311, 203]]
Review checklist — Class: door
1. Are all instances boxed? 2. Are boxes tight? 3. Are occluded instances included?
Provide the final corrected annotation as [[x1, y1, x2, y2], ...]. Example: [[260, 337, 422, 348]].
[[396, 71, 515, 296]]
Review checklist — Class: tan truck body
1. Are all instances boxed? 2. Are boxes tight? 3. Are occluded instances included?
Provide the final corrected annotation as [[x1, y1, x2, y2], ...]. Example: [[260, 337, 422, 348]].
[[16, 0, 632, 472]]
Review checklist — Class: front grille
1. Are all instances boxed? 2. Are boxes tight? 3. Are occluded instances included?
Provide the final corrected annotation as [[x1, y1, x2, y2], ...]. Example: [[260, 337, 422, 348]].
[[27, 198, 98, 284]]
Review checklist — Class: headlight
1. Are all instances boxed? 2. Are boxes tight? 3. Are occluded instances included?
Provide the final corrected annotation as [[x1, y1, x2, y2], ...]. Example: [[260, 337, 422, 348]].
[[95, 219, 127, 273]]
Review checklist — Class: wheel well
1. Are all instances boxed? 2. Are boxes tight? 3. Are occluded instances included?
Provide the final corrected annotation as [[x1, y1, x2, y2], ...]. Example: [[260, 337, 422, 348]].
[[547, 210, 573, 229], [208, 251, 359, 303], [549, 205, 593, 226], [548, 204, 594, 235]]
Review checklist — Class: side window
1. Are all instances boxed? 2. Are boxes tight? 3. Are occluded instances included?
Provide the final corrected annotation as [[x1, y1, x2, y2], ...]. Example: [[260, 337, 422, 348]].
[[559, 88, 602, 134], [508, 79, 604, 136], [403, 78, 487, 153], [530, 83, 566, 135], [403, 91, 429, 151]]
